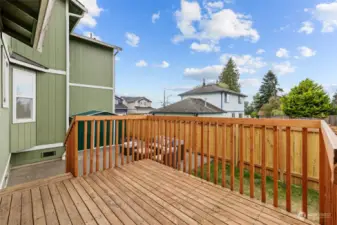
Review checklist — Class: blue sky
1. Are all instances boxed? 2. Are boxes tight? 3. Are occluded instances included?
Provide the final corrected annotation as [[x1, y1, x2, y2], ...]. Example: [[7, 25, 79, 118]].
[[76, 0, 337, 108]]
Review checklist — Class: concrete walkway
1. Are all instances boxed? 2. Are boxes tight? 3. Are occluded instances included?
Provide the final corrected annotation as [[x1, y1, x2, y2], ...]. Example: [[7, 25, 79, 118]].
[[7, 146, 210, 187]]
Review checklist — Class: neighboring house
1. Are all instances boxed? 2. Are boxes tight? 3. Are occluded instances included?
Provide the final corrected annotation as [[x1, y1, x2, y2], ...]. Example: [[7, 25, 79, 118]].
[[121, 96, 154, 114], [151, 98, 225, 117], [115, 96, 128, 115], [0, 0, 121, 188], [178, 83, 247, 118]]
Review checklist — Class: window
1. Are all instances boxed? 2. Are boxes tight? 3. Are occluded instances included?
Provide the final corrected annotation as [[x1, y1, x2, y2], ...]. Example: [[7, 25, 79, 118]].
[[232, 113, 235, 118], [239, 113, 243, 118], [238, 96, 242, 104], [13, 68, 36, 123], [224, 93, 230, 103], [2, 47, 9, 108]]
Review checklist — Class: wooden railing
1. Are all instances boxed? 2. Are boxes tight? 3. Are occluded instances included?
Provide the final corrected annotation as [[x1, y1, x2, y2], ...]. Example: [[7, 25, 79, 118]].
[[64, 115, 337, 224]]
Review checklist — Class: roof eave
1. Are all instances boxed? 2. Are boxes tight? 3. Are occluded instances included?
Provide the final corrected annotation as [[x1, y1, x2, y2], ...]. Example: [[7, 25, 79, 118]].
[[70, 33, 123, 51]]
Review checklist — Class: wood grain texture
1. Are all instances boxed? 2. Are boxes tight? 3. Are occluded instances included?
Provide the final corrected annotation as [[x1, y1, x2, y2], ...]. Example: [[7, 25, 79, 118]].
[[83, 121, 88, 176], [286, 127, 291, 212]]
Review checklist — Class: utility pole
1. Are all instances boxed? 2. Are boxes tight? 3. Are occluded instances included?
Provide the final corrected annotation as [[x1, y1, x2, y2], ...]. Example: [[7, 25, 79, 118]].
[[163, 89, 166, 107]]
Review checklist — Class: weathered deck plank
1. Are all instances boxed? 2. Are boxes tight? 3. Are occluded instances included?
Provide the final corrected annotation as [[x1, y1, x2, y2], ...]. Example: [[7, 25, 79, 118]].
[[0, 160, 315, 225]]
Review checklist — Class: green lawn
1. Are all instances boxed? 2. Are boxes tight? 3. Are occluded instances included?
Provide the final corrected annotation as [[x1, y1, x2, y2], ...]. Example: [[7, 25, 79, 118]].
[[193, 161, 319, 222]]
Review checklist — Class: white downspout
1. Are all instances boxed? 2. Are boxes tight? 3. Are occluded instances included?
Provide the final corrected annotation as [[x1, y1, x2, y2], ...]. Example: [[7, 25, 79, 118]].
[[66, 0, 70, 130]]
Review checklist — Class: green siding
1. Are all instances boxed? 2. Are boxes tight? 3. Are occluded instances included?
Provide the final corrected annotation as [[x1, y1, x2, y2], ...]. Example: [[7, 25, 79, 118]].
[[70, 38, 113, 87], [70, 86, 112, 116], [10, 0, 66, 70], [0, 39, 10, 181], [36, 73, 66, 145], [10, 66, 66, 152], [10, 147, 64, 166]]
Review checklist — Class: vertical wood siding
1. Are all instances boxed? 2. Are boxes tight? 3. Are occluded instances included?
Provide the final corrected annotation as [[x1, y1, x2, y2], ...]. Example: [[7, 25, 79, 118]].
[[70, 86, 112, 116], [10, 67, 66, 152], [0, 39, 11, 180], [10, 0, 66, 70], [36, 73, 66, 145], [69, 38, 113, 87]]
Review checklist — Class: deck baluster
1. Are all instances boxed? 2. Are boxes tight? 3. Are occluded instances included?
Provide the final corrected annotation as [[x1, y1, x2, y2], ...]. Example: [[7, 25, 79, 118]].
[[83, 121, 88, 176]]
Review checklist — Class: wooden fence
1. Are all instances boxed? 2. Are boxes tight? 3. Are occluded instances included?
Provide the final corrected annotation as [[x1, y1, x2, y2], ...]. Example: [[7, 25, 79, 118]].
[[126, 119, 320, 190]]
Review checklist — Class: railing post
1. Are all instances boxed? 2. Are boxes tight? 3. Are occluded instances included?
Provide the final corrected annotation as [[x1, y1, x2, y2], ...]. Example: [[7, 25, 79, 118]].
[[319, 129, 326, 225], [73, 120, 79, 177]]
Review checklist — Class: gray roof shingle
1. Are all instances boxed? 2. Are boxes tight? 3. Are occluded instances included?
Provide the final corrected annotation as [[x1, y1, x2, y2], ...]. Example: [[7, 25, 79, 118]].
[[151, 98, 225, 115], [179, 83, 247, 97]]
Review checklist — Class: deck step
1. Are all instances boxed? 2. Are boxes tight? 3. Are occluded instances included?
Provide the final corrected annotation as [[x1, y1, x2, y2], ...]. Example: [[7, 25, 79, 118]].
[[0, 173, 73, 196]]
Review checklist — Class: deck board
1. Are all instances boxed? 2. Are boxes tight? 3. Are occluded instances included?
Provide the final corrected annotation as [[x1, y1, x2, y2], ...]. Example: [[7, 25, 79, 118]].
[[0, 160, 315, 225]]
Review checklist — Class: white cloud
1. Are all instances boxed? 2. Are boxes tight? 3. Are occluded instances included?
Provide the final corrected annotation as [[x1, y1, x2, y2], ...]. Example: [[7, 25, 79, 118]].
[[173, 0, 259, 43], [190, 42, 220, 53], [184, 65, 223, 80], [239, 78, 260, 88], [298, 46, 316, 57], [206, 1, 224, 11], [125, 32, 140, 47], [256, 49, 265, 54], [79, 0, 103, 28], [276, 48, 289, 58], [312, 1, 337, 32], [298, 21, 314, 34], [83, 31, 101, 41], [175, 0, 201, 37], [323, 84, 337, 96], [220, 54, 267, 74], [184, 52, 266, 80], [136, 60, 148, 67], [272, 61, 295, 75], [159, 61, 170, 68], [152, 11, 160, 23], [274, 24, 290, 32]]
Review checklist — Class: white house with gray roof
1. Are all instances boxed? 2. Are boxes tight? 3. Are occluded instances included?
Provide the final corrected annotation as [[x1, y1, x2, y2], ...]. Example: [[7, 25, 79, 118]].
[[152, 83, 246, 118], [121, 96, 155, 114], [178, 83, 247, 118]]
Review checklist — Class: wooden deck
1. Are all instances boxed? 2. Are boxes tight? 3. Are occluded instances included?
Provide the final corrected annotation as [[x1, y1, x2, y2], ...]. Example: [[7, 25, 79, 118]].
[[0, 160, 315, 225]]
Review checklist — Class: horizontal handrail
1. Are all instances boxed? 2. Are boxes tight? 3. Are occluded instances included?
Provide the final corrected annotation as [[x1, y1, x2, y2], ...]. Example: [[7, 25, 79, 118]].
[[321, 120, 337, 180], [147, 115, 322, 128], [74, 115, 147, 121]]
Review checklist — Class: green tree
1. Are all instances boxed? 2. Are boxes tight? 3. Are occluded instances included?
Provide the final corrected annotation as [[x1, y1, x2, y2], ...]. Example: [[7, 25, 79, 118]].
[[219, 58, 241, 92], [259, 96, 284, 117], [258, 70, 283, 107], [281, 79, 332, 118], [331, 91, 337, 115], [252, 93, 262, 112], [244, 101, 254, 116]]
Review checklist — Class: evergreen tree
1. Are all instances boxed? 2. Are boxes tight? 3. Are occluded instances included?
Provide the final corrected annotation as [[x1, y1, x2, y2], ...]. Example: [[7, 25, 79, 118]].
[[331, 91, 337, 115], [218, 58, 241, 92], [332, 91, 337, 106], [281, 79, 332, 118], [258, 70, 283, 107], [252, 93, 262, 112]]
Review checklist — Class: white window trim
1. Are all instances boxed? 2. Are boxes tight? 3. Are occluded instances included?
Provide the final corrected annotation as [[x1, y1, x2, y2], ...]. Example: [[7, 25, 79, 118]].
[[2, 46, 9, 108], [12, 68, 36, 124]]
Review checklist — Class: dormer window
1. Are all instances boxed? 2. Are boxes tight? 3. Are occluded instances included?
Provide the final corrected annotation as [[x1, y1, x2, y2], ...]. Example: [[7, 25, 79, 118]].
[[238, 96, 242, 104]]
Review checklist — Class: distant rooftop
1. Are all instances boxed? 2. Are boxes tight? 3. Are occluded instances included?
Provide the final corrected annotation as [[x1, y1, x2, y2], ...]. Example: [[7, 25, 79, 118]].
[[179, 83, 247, 97], [151, 98, 225, 115], [121, 96, 152, 103]]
